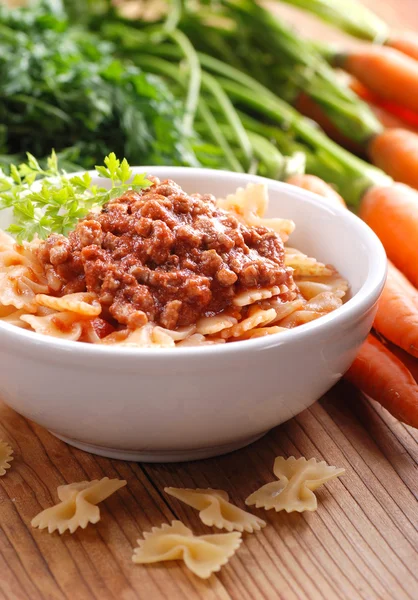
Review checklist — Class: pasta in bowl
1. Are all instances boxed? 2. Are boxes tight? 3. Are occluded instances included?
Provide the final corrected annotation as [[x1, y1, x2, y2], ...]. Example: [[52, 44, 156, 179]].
[[0, 177, 348, 346], [0, 167, 386, 461]]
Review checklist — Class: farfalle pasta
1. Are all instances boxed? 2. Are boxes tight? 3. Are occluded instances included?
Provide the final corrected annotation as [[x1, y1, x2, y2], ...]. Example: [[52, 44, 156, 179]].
[[0, 178, 348, 348], [132, 520, 242, 579], [0, 440, 13, 476], [245, 456, 345, 513], [165, 487, 266, 533], [31, 477, 127, 534]]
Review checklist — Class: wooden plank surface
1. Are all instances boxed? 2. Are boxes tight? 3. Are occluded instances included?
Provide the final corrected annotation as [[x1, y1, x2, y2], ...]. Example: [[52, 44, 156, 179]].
[[1, 1, 418, 599], [1, 383, 417, 600]]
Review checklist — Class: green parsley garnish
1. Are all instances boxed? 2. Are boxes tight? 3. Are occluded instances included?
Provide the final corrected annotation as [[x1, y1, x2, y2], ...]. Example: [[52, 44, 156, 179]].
[[0, 152, 152, 243]]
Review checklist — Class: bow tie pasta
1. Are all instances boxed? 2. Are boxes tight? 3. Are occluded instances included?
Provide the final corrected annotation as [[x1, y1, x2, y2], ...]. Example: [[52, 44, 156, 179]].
[[132, 520, 242, 579], [245, 456, 345, 513], [0, 441, 13, 476], [165, 487, 266, 533], [31, 477, 127, 534]]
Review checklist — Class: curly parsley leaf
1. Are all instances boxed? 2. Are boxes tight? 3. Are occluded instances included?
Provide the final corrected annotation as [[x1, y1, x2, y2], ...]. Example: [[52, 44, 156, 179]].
[[0, 151, 152, 242]]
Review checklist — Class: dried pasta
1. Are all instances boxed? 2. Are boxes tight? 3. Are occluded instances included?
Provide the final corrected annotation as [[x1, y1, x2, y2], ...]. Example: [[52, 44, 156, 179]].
[[245, 456, 345, 513], [132, 520, 242, 579], [0, 182, 349, 347], [31, 477, 127, 534], [165, 487, 266, 533], [0, 441, 13, 476]]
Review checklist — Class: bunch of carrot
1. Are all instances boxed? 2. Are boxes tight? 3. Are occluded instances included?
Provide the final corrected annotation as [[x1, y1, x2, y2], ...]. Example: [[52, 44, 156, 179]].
[[287, 174, 418, 429]]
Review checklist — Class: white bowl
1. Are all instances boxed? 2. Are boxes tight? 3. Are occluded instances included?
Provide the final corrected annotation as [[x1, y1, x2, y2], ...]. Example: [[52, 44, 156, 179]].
[[0, 168, 386, 462]]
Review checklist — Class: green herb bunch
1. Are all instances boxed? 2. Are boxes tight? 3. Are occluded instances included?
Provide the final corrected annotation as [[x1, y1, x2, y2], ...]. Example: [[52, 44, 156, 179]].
[[0, 151, 151, 242], [0, 0, 192, 170]]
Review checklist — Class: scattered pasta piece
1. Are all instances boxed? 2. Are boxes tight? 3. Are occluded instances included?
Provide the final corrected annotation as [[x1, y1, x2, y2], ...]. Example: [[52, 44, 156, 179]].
[[31, 477, 127, 534], [100, 323, 196, 347], [35, 292, 102, 317], [21, 312, 85, 341], [132, 520, 242, 579], [245, 457, 345, 513], [165, 487, 266, 533], [0, 441, 13, 476], [0, 307, 32, 328], [278, 293, 343, 328], [220, 308, 276, 339], [285, 248, 333, 277], [0, 266, 47, 311], [233, 286, 281, 307], [295, 272, 349, 301], [177, 333, 225, 346], [196, 314, 237, 335], [266, 298, 305, 324], [237, 325, 287, 340]]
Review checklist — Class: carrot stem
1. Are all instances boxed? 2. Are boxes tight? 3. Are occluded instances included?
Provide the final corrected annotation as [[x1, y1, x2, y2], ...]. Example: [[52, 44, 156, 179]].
[[275, 0, 388, 42]]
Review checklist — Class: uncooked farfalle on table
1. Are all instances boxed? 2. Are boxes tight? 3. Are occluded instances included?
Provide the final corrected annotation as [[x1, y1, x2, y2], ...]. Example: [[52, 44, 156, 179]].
[[165, 487, 266, 532], [31, 477, 127, 534], [132, 520, 242, 579], [0, 440, 13, 476], [245, 456, 345, 512]]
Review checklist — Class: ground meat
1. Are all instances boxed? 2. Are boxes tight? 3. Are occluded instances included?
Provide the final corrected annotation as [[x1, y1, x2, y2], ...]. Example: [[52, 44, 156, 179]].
[[37, 178, 295, 329]]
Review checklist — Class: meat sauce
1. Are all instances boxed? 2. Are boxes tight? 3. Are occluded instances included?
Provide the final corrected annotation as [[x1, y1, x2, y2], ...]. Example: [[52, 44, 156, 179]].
[[37, 178, 295, 331]]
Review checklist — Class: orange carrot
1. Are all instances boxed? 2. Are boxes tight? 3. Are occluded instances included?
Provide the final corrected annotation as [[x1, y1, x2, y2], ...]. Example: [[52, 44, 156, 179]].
[[344, 334, 418, 428], [339, 46, 418, 114], [388, 33, 418, 61], [286, 174, 346, 207], [288, 175, 418, 427], [359, 183, 418, 287], [368, 103, 418, 130], [374, 261, 418, 358], [348, 77, 418, 130], [368, 128, 418, 189], [386, 341, 418, 384]]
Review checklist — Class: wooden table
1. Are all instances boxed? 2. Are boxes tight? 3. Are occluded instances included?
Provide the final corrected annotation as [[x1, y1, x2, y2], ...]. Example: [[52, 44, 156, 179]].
[[1, 2, 418, 599]]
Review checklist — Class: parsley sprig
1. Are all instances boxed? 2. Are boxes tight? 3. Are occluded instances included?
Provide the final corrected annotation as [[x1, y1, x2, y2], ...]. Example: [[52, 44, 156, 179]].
[[0, 152, 152, 243]]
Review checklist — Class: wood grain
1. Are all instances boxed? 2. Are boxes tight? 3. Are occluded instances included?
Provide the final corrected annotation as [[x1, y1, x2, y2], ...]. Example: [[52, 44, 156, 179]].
[[1, 0, 418, 599], [0, 381, 417, 600]]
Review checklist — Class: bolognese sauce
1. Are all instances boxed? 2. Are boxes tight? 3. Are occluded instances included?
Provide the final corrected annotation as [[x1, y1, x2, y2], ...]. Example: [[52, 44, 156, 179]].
[[37, 178, 296, 331]]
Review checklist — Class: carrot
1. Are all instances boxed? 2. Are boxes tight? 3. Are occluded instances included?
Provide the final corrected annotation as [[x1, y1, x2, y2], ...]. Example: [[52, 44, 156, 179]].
[[388, 33, 418, 61], [367, 104, 418, 130], [338, 46, 418, 114], [385, 341, 418, 384], [290, 177, 418, 357], [296, 92, 418, 185], [344, 334, 418, 428], [374, 261, 418, 358], [359, 183, 418, 287], [349, 77, 418, 129], [368, 128, 418, 189], [348, 77, 418, 130], [286, 174, 346, 207]]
